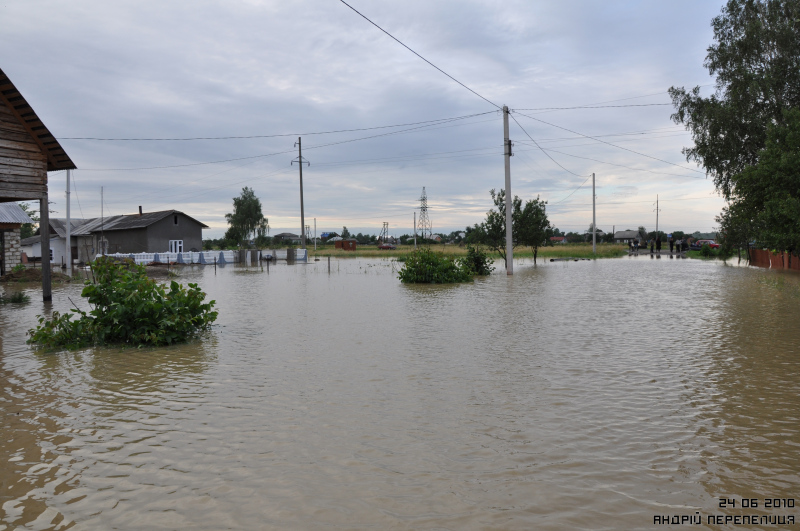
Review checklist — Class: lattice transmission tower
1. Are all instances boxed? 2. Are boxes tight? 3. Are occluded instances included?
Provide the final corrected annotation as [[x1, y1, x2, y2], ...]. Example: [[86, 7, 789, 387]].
[[417, 187, 432, 241]]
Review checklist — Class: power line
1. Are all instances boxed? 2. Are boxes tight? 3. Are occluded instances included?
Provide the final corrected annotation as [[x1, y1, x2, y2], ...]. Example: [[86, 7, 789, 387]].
[[512, 142, 706, 179], [549, 174, 593, 204], [509, 113, 586, 177], [513, 110, 707, 174], [339, 0, 500, 109], [61, 112, 493, 141], [514, 103, 672, 111], [79, 112, 495, 171]]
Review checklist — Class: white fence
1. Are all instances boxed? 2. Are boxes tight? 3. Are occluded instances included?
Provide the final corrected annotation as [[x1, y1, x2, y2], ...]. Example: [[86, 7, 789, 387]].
[[101, 248, 307, 265]]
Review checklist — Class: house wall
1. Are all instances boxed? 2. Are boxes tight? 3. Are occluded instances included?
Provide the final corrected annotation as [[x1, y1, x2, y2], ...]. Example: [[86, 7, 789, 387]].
[[21, 236, 63, 262], [146, 213, 204, 253], [0, 102, 48, 202], [100, 228, 149, 255]]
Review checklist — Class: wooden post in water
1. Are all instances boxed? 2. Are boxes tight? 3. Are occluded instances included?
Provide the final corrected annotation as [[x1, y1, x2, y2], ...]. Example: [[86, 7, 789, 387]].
[[40, 192, 52, 302]]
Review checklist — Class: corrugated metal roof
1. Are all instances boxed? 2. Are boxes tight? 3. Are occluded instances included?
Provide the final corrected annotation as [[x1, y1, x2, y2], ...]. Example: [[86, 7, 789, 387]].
[[48, 218, 87, 239], [0, 202, 34, 224], [98, 210, 207, 231]]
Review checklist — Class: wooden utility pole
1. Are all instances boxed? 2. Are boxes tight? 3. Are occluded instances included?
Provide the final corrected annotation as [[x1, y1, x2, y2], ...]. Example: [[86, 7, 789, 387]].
[[503, 105, 513, 275], [40, 192, 51, 302], [65, 169, 71, 275], [292, 137, 309, 249], [588, 170, 592, 254]]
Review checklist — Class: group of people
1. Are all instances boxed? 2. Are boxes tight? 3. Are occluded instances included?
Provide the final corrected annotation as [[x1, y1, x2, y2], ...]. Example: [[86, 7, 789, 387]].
[[629, 235, 688, 254]]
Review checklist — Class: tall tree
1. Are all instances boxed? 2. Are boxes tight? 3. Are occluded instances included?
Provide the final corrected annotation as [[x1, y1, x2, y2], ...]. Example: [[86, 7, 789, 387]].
[[723, 108, 800, 251], [225, 187, 268, 247], [517, 196, 552, 264], [669, 0, 800, 199]]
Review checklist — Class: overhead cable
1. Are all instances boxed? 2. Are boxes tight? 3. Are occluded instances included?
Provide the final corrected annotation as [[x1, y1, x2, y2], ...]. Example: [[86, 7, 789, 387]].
[[513, 110, 706, 174], [509, 113, 586, 177], [514, 103, 671, 111], [61, 112, 494, 141], [339, 0, 500, 109]]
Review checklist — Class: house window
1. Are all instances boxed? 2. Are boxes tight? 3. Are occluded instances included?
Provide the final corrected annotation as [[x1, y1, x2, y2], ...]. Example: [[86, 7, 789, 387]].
[[49, 248, 53, 261], [169, 240, 184, 253], [174, 215, 178, 225]]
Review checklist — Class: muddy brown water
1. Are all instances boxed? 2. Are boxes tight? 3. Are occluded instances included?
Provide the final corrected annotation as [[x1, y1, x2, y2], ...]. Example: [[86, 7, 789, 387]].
[[1, 256, 799, 530]]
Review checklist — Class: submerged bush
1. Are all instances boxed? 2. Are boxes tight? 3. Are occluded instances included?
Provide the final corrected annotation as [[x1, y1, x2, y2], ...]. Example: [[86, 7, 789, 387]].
[[460, 246, 495, 276], [0, 291, 30, 304], [28, 257, 217, 349], [398, 248, 474, 284]]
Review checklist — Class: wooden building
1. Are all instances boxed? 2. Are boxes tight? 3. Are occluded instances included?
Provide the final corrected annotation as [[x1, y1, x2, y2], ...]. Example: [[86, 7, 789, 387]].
[[1, 67, 77, 299]]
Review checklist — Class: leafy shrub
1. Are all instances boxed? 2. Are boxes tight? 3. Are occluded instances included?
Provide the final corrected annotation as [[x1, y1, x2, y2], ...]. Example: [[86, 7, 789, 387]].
[[12, 264, 25, 273], [701, 243, 713, 257], [28, 257, 217, 349], [398, 248, 474, 284], [460, 246, 495, 276]]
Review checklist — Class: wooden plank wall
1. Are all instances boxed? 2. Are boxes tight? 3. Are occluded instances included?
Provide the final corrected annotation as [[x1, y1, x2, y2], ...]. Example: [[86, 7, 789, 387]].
[[0, 100, 47, 201]]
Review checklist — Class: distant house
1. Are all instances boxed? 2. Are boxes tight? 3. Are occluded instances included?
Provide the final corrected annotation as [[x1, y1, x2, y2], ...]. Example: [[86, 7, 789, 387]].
[[320, 232, 339, 240], [334, 239, 357, 251], [22, 209, 207, 263], [550, 236, 566, 244], [273, 232, 301, 243], [613, 230, 641, 243], [0, 203, 33, 275]]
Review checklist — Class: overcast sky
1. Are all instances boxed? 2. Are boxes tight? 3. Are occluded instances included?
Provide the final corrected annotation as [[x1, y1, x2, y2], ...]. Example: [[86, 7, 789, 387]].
[[2, 0, 728, 238]]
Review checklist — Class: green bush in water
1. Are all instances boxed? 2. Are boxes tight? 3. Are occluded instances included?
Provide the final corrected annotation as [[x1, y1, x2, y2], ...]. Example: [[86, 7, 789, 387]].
[[398, 248, 474, 284], [460, 246, 495, 276], [28, 257, 217, 349]]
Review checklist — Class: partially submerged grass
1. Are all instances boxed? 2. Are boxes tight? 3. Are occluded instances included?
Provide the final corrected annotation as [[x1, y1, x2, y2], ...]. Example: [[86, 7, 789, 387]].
[[310, 243, 628, 260], [0, 291, 30, 304]]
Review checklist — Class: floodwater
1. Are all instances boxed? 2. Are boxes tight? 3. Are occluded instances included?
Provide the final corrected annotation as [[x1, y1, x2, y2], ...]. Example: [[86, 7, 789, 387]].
[[1, 256, 799, 530]]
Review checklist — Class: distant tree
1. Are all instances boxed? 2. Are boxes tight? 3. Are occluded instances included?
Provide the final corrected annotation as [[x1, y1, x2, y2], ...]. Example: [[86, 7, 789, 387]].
[[341, 226, 351, 239], [18, 202, 38, 239], [470, 189, 521, 268], [516, 196, 552, 263], [225, 187, 268, 248]]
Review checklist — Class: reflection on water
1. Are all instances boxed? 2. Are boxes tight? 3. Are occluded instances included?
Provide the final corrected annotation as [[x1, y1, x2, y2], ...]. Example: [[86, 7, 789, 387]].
[[1, 258, 799, 529]]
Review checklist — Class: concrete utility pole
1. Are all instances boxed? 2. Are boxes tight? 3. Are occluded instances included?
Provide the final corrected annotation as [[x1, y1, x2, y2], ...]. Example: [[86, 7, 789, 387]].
[[65, 169, 71, 275], [655, 195, 660, 235], [413, 211, 417, 250], [292, 137, 310, 249], [503, 105, 513, 275], [588, 170, 592, 254], [314, 218, 317, 251], [40, 192, 51, 302]]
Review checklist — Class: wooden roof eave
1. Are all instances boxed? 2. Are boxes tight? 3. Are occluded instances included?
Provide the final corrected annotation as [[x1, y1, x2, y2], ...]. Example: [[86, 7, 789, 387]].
[[0, 69, 77, 172]]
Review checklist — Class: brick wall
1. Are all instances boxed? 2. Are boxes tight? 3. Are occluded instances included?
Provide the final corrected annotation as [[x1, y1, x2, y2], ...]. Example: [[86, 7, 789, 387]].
[[3, 228, 22, 270]]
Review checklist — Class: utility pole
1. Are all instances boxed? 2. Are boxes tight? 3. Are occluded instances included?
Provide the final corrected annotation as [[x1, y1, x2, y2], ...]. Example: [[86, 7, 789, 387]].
[[101, 186, 105, 256], [654, 194, 660, 235], [65, 169, 71, 275], [503, 105, 513, 275], [413, 211, 417, 250], [588, 170, 592, 254], [314, 218, 317, 251], [292, 137, 310, 249]]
